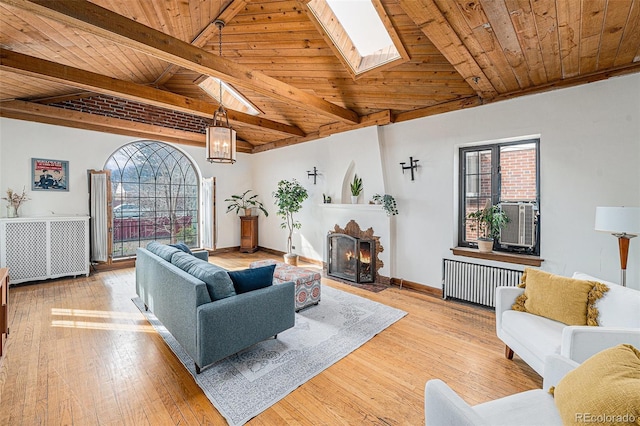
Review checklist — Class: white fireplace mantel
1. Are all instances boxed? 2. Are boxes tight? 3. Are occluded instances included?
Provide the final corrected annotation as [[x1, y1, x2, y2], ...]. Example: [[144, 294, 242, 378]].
[[318, 204, 385, 212]]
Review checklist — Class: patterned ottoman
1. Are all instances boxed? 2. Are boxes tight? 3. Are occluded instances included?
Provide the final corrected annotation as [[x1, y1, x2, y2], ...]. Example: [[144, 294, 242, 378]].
[[249, 259, 321, 311]]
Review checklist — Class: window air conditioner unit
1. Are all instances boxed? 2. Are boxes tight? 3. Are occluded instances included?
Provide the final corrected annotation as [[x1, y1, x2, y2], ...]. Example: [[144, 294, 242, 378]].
[[499, 203, 536, 248]]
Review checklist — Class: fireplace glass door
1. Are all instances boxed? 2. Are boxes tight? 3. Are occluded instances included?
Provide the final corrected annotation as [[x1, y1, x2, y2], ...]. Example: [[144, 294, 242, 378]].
[[327, 233, 375, 283]]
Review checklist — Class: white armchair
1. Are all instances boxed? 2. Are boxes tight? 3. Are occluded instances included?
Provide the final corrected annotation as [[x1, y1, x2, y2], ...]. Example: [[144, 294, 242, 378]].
[[495, 272, 640, 376], [424, 355, 578, 426]]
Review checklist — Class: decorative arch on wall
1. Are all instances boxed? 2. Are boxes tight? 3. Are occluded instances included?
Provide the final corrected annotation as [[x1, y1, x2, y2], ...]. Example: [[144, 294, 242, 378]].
[[341, 160, 356, 204]]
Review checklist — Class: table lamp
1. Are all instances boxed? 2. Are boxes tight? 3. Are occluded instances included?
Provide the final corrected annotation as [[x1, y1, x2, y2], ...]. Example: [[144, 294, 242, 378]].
[[595, 206, 640, 287]]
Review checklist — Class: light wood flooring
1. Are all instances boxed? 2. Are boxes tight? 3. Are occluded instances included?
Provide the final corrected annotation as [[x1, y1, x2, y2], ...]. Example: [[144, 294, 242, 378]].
[[0, 251, 541, 425]]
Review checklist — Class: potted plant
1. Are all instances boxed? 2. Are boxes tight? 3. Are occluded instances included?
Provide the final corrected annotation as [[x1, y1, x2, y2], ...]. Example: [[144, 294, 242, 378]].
[[273, 178, 308, 265], [350, 174, 363, 204], [2, 187, 29, 218], [467, 201, 509, 253], [225, 190, 268, 217], [372, 194, 398, 216]]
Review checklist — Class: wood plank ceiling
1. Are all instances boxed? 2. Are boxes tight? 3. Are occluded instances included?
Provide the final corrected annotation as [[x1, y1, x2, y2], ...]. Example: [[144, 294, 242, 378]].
[[1, 0, 639, 153]]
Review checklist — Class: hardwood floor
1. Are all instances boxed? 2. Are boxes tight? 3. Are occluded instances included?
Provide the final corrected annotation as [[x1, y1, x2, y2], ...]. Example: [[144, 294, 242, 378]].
[[0, 251, 541, 425]]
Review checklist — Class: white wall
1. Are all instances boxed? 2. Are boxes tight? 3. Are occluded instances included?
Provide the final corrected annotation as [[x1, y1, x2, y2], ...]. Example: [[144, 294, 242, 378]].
[[1, 73, 639, 288], [0, 120, 250, 248], [250, 73, 640, 289], [249, 126, 394, 277]]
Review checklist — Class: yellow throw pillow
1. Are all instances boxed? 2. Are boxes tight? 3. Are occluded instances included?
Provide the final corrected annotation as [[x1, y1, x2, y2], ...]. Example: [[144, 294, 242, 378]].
[[511, 268, 608, 326], [553, 344, 640, 426]]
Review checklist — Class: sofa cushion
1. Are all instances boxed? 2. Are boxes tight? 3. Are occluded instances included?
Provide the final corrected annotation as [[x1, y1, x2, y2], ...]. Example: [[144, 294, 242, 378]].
[[552, 344, 640, 425], [502, 310, 564, 359], [228, 264, 276, 294], [475, 389, 562, 425], [572, 272, 640, 328], [170, 251, 236, 301], [146, 241, 181, 262], [169, 242, 192, 255], [512, 268, 608, 326]]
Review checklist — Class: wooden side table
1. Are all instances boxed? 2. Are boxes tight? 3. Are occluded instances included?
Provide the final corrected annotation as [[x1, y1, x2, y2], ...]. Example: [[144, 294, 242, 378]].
[[240, 215, 259, 253], [0, 268, 8, 357]]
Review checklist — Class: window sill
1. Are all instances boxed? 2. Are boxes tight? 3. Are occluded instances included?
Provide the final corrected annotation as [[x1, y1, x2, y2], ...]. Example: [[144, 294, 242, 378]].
[[451, 247, 543, 267]]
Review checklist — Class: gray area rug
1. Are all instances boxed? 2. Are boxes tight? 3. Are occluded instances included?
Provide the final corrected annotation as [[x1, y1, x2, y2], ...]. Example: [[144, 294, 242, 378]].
[[132, 285, 406, 425]]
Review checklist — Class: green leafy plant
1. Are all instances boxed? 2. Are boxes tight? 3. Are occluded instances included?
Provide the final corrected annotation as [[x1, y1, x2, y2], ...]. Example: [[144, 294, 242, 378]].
[[373, 194, 398, 216], [467, 202, 509, 240], [225, 190, 268, 216], [273, 179, 308, 254], [350, 174, 363, 197]]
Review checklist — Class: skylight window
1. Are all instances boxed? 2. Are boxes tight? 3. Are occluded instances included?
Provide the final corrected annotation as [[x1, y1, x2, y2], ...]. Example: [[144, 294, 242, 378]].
[[306, 0, 409, 78], [326, 0, 392, 56], [196, 76, 261, 116]]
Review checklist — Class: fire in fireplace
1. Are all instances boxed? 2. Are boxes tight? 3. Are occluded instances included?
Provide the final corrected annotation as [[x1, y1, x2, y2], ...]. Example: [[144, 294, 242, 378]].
[[327, 233, 376, 283]]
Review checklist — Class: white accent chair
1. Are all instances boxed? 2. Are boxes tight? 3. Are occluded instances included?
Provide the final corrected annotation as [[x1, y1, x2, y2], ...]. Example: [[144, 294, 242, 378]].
[[495, 272, 640, 376], [424, 355, 578, 426]]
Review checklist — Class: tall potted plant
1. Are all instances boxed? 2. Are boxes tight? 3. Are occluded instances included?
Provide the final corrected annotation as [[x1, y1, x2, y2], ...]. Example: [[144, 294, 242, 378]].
[[467, 201, 509, 252], [225, 190, 268, 217], [350, 174, 363, 204], [273, 178, 308, 265]]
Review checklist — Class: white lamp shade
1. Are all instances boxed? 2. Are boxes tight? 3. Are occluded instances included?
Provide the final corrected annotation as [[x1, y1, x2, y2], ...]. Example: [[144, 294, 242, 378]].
[[595, 206, 640, 234]]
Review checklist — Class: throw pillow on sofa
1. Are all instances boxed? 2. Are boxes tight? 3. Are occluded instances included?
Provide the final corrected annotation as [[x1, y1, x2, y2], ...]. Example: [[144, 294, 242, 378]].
[[512, 268, 609, 326], [228, 264, 276, 294], [171, 251, 236, 301], [552, 344, 640, 425], [169, 242, 193, 255], [147, 241, 182, 262]]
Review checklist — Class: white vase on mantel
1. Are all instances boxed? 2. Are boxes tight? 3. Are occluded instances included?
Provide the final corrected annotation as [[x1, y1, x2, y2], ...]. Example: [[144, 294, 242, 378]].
[[351, 195, 358, 204]]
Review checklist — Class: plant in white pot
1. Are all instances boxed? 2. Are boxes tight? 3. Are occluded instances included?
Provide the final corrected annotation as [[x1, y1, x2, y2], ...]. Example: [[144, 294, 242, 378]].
[[225, 190, 269, 217], [467, 201, 509, 253], [273, 178, 308, 265], [350, 174, 363, 204]]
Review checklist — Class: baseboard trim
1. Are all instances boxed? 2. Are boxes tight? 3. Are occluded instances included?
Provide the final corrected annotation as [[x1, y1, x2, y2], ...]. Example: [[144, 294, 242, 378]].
[[93, 259, 136, 271], [257, 247, 324, 267], [390, 278, 443, 298], [209, 246, 241, 254]]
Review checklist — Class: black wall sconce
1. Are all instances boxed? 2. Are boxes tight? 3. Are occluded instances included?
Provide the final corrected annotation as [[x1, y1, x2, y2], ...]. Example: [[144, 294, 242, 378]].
[[400, 157, 419, 181], [307, 166, 319, 184]]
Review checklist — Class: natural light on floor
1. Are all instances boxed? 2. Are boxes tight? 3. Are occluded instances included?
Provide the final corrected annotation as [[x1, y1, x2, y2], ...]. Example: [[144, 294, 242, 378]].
[[50, 308, 155, 332]]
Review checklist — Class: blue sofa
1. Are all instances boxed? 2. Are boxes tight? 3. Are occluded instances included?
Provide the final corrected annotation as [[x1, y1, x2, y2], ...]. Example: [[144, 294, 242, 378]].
[[136, 242, 295, 373]]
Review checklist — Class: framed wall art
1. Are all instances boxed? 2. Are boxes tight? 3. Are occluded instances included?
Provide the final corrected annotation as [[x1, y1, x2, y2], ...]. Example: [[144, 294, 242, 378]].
[[32, 158, 69, 191]]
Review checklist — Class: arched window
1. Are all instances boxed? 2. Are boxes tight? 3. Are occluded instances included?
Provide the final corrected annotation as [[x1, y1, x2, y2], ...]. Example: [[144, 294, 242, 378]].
[[105, 141, 200, 258]]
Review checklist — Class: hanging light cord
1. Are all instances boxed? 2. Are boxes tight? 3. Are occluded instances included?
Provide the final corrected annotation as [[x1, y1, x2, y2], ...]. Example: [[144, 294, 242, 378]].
[[218, 22, 223, 108]]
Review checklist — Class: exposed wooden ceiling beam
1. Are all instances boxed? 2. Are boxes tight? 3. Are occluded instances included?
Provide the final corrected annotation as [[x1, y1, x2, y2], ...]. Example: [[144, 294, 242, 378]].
[[318, 110, 391, 138], [0, 99, 250, 151], [399, 0, 498, 100], [253, 110, 392, 153], [1, 100, 255, 152], [394, 97, 481, 123], [0, 48, 305, 137], [154, 0, 248, 86], [0, 0, 360, 124]]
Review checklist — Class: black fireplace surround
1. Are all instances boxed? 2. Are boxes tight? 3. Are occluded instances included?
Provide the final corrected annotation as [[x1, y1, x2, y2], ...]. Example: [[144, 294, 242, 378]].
[[327, 233, 376, 283]]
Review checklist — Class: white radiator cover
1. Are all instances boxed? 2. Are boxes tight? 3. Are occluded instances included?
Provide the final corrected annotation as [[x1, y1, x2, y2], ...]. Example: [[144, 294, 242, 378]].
[[0, 216, 90, 284], [442, 259, 522, 307]]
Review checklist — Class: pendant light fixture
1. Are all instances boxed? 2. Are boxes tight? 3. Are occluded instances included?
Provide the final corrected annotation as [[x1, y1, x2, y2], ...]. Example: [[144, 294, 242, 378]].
[[206, 19, 236, 164]]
